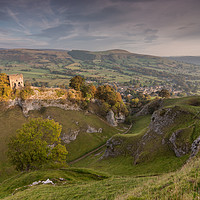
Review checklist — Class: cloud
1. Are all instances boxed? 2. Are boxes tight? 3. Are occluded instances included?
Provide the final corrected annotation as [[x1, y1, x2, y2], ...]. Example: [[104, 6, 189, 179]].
[[33, 24, 74, 39]]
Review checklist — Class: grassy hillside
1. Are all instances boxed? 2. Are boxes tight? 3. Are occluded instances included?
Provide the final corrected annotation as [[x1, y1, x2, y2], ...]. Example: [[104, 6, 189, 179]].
[[71, 96, 200, 176], [1, 96, 200, 199], [0, 49, 199, 94], [1, 156, 200, 199], [168, 56, 200, 65], [0, 106, 119, 181]]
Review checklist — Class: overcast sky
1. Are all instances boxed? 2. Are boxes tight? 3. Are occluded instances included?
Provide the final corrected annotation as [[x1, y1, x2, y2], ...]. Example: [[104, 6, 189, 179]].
[[0, 0, 200, 56]]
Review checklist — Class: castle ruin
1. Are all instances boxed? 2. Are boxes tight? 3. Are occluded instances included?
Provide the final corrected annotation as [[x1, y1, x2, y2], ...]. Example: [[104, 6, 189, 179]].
[[8, 74, 24, 89]]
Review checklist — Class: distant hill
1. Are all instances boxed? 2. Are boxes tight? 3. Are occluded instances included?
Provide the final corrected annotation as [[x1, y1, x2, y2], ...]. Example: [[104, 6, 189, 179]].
[[0, 48, 200, 94], [168, 56, 200, 65]]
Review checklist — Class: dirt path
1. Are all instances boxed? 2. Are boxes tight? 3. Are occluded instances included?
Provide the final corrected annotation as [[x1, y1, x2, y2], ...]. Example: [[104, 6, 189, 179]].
[[68, 123, 132, 165]]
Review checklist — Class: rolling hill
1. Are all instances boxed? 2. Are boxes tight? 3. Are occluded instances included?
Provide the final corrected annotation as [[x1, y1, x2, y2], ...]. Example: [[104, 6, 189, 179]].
[[0, 49, 199, 94], [168, 56, 200, 65]]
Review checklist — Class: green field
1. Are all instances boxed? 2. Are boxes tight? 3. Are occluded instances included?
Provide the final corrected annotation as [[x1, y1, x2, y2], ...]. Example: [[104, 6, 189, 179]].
[[0, 49, 199, 94]]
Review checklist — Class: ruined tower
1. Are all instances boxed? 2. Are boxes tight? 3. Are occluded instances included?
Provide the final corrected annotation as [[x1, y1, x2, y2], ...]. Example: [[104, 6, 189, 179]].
[[8, 74, 24, 89]]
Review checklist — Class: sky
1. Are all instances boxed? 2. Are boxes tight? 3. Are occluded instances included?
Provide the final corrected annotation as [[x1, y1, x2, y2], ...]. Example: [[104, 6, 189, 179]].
[[0, 0, 200, 56]]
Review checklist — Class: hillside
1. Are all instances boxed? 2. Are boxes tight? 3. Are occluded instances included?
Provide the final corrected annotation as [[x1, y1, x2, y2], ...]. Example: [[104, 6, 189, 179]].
[[0, 104, 121, 182], [0, 49, 199, 94], [168, 56, 200, 65], [0, 96, 200, 199], [72, 96, 200, 176]]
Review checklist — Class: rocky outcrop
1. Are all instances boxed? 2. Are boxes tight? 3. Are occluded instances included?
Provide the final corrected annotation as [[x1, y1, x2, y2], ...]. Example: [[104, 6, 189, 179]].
[[148, 107, 182, 135], [169, 129, 190, 157], [86, 125, 102, 133], [106, 110, 117, 126], [101, 137, 124, 158], [106, 110, 125, 126], [115, 112, 125, 123], [7, 99, 80, 116], [136, 99, 163, 116], [61, 129, 80, 144], [190, 136, 200, 158]]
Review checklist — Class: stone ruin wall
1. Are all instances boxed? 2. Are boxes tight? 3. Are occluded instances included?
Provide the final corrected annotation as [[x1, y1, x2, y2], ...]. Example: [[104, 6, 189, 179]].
[[8, 74, 24, 89]]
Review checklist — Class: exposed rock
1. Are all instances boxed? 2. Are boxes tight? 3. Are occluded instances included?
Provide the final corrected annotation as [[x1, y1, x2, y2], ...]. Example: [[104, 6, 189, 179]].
[[115, 112, 125, 123], [149, 107, 182, 135], [61, 129, 80, 144], [190, 136, 200, 158], [106, 110, 117, 126], [101, 137, 123, 158], [86, 125, 98, 133], [136, 99, 163, 116], [98, 128, 103, 133], [86, 125, 103, 133], [8, 99, 80, 117], [169, 130, 190, 157], [42, 179, 54, 185]]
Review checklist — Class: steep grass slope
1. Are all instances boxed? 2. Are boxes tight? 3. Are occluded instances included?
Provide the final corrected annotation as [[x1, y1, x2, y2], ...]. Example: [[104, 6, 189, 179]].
[[118, 155, 200, 200], [72, 96, 200, 176], [0, 106, 119, 181]]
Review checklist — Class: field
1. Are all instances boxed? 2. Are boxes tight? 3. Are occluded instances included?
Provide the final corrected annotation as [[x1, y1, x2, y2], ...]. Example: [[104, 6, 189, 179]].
[[0, 49, 200, 94]]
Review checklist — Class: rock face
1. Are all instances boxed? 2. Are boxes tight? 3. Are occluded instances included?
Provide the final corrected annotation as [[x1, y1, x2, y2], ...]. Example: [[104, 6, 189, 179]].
[[101, 137, 124, 158], [7, 99, 80, 116], [106, 110, 117, 126], [149, 107, 182, 135], [61, 129, 80, 144], [136, 99, 163, 116], [115, 112, 125, 123], [86, 125, 102, 133], [106, 110, 125, 126], [169, 130, 190, 157], [190, 136, 200, 158]]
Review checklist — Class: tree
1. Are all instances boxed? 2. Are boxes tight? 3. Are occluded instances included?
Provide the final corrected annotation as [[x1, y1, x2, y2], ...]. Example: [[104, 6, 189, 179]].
[[81, 84, 97, 100], [69, 75, 85, 91], [158, 89, 171, 98], [0, 73, 11, 100], [8, 118, 68, 171]]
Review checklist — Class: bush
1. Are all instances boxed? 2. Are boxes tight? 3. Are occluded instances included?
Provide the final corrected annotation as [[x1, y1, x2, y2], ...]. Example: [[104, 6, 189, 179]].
[[20, 86, 34, 100]]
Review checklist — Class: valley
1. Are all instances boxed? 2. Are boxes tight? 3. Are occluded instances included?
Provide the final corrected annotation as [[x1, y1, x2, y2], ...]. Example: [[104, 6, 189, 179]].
[[0, 49, 200, 95], [0, 50, 200, 199]]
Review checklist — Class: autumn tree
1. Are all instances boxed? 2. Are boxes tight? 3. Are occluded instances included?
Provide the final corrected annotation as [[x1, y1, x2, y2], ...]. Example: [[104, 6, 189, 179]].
[[69, 75, 85, 91], [81, 84, 97, 100], [8, 118, 68, 171], [158, 89, 171, 98], [96, 85, 128, 115], [0, 73, 11, 100]]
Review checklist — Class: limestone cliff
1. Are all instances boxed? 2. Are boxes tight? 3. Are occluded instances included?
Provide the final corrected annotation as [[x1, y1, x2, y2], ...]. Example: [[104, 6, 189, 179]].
[[102, 105, 200, 164]]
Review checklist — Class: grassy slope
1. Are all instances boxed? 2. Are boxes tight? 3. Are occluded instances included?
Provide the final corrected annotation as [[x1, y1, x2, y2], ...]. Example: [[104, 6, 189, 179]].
[[118, 155, 200, 200], [1, 96, 200, 199], [0, 168, 150, 200], [0, 106, 119, 181], [72, 96, 200, 176]]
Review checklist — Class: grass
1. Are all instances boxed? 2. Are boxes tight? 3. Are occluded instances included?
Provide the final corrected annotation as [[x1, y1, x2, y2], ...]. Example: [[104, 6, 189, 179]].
[[118, 155, 200, 200], [0, 106, 119, 181], [1, 96, 200, 199], [0, 168, 110, 199], [129, 115, 151, 135], [1, 170, 150, 200], [1, 49, 200, 91], [28, 108, 118, 162]]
